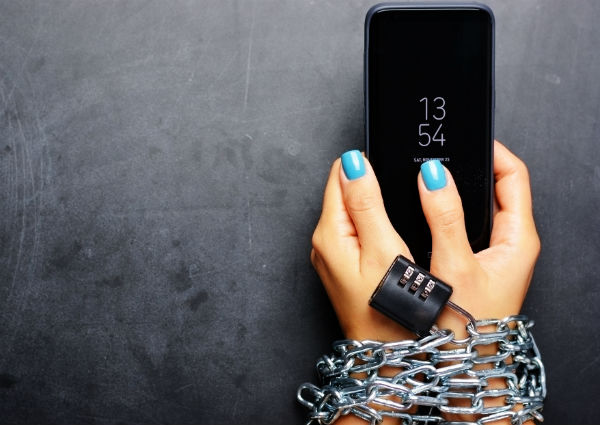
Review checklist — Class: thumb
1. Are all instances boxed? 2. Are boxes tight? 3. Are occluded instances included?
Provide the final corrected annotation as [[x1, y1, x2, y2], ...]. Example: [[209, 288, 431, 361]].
[[418, 160, 474, 269], [339, 150, 409, 261]]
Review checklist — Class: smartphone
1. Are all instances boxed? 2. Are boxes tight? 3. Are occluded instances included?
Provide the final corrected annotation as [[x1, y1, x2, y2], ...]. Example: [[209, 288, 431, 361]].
[[365, 3, 494, 268]]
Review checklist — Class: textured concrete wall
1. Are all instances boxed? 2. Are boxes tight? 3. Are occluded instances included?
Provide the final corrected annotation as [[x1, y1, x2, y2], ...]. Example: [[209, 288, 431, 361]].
[[0, 1, 598, 423]]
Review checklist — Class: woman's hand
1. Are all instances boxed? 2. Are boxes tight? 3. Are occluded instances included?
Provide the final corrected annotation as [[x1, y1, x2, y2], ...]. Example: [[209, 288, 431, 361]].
[[310, 141, 540, 341]]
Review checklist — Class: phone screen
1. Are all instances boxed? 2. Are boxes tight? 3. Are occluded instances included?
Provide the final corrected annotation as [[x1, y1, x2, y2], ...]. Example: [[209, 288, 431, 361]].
[[366, 7, 493, 268]]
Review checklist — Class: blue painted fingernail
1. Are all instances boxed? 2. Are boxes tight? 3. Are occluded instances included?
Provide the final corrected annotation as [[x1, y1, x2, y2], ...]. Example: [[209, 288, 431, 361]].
[[341, 150, 366, 180], [421, 160, 447, 191]]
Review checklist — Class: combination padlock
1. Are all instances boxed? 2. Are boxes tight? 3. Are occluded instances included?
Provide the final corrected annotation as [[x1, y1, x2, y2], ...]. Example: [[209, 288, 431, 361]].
[[369, 255, 456, 337]]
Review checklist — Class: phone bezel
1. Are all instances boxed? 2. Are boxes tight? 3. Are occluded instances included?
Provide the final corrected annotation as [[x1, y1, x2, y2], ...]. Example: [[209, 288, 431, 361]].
[[363, 2, 496, 260]]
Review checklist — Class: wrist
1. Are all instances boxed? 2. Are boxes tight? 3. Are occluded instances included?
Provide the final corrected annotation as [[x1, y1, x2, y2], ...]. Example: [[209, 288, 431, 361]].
[[298, 316, 546, 425], [445, 338, 528, 424]]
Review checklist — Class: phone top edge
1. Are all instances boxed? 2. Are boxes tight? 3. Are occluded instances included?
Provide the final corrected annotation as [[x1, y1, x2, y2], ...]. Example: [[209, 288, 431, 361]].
[[364, 3, 495, 37], [364, 2, 495, 159], [366, 2, 495, 18]]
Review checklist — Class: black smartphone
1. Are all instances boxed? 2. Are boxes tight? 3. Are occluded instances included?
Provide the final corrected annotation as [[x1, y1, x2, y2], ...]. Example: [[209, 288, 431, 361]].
[[365, 3, 494, 268]]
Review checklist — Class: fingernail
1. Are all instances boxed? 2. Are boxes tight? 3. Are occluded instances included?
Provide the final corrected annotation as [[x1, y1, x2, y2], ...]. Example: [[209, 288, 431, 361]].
[[421, 160, 447, 191], [341, 150, 366, 180]]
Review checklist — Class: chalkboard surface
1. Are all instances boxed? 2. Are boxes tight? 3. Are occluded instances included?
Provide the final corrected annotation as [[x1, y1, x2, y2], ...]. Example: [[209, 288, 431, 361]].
[[1, 1, 598, 424]]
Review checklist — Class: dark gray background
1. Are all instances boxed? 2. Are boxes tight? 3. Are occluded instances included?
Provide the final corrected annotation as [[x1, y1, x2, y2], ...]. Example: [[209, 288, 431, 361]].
[[0, 0, 598, 423]]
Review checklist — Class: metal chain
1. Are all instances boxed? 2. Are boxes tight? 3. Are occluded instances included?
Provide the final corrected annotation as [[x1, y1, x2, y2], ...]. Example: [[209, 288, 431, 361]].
[[297, 315, 546, 425]]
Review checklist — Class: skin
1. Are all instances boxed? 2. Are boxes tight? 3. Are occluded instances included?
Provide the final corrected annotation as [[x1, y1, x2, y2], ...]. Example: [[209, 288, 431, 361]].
[[310, 140, 540, 424]]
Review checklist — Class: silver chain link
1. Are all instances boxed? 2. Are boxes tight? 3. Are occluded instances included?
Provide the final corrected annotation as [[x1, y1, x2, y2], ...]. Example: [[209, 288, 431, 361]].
[[297, 315, 546, 425]]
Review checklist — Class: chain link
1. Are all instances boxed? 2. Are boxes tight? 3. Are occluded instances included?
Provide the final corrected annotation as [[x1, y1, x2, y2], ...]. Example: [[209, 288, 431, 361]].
[[297, 315, 545, 425]]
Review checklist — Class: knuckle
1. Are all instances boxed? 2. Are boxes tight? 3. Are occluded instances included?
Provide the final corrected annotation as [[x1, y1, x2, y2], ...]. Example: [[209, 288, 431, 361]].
[[433, 207, 465, 234], [512, 156, 530, 180], [515, 225, 541, 263], [345, 190, 380, 214], [311, 228, 323, 253], [529, 231, 542, 258]]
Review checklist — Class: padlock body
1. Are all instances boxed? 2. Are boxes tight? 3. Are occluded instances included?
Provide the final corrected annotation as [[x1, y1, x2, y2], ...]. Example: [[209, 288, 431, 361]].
[[369, 256, 453, 336]]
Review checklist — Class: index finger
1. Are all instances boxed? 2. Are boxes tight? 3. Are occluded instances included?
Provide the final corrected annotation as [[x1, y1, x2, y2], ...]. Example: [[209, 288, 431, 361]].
[[489, 140, 539, 249], [493, 141, 534, 217], [319, 158, 356, 236]]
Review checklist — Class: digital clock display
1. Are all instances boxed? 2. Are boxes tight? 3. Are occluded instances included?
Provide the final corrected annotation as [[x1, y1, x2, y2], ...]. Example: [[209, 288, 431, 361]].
[[366, 7, 493, 267]]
